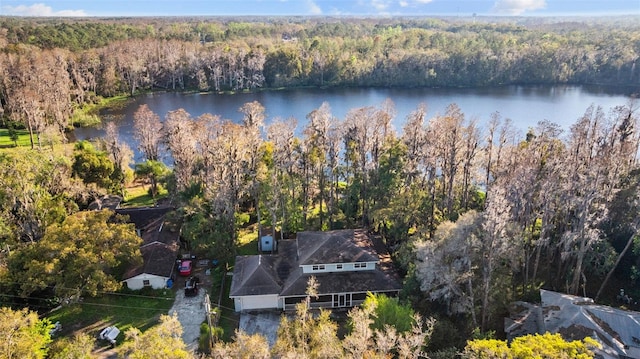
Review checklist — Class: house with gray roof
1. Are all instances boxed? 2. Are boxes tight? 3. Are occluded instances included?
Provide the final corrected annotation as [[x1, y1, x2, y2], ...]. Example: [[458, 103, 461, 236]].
[[506, 289, 640, 359], [229, 229, 402, 312], [119, 206, 181, 290]]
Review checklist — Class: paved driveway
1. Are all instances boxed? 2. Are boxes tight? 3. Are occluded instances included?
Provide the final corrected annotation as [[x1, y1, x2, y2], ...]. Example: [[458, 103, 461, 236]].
[[239, 311, 282, 347], [169, 286, 206, 351]]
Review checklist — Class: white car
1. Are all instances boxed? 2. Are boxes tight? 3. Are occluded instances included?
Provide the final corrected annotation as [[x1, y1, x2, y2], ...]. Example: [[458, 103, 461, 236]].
[[99, 326, 120, 345]]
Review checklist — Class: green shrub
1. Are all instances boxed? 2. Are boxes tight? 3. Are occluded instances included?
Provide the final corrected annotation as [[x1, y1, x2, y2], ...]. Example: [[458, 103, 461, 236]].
[[199, 322, 211, 353]]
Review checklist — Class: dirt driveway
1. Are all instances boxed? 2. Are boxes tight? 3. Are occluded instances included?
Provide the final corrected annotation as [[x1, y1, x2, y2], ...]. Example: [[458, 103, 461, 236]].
[[169, 272, 209, 351]]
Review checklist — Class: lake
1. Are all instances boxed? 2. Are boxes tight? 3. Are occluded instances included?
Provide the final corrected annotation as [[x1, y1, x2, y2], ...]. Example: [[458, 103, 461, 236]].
[[75, 85, 638, 162]]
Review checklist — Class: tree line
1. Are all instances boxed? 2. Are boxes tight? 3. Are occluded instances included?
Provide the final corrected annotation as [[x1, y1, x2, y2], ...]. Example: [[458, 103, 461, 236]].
[[122, 97, 640, 337], [1, 16, 640, 150]]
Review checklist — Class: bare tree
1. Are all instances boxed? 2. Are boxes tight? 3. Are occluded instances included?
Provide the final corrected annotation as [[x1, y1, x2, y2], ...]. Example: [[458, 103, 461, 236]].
[[133, 104, 163, 161], [460, 117, 480, 210], [402, 103, 428, 186], [164, 109, 198, 191], [304, 102, 333, 228], [560, 106, 614, 295], [479, 184, 518, 330], [414, 211, 480, 326], [430, 103, 466, 219], [3, 51, 62, 149], [239, 101, 266, 221], [102, 121, 133, 194], [112, 40, 151, 95], [193, 112, 222, 190], [162, 40, 185, 90], [266, 117, 297, 238]]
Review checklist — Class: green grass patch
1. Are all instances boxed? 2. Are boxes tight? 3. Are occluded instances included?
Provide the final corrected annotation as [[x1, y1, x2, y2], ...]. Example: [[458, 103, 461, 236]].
[[121, 184, 169, 207], [71, 95, 131, 128], [69, 112, 101, 128], [208, 266, 240, 342], [237, 225, 259, 256], [0, 128, 32, 148], [47, 288, 175, 344]]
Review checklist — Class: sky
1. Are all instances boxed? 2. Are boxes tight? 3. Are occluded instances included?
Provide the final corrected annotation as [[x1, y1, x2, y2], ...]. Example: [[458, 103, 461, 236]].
[[0, 0, 638, 17]]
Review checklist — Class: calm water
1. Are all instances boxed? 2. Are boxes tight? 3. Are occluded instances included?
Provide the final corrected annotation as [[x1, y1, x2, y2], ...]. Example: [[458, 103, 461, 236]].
[[75, 85, 637, 162]]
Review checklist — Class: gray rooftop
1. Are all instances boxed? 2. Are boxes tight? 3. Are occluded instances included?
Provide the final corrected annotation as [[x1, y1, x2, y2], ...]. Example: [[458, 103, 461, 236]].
[[279, 264, 402, 297], [229, 255, 282, 297], [296, 229, 379, 265], [506, 290, 640, 359], [229, 229, 401, 299], [123, 241, 178, 279]]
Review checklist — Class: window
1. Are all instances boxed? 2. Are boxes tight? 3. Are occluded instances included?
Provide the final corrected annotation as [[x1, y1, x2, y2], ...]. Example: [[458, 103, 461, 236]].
[[336, 264, 343, 270], [143, 279, 151, 287], [354, 263, 366, 269], [312, 265, 325, 271]]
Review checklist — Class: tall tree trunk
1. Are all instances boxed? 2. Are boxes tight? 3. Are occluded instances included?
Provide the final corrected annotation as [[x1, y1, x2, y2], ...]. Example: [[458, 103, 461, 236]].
[[595, 220, 640, 301], [480, 254, 493, 331], [318, 165, 324, 229], [27, 118, 35, 150]]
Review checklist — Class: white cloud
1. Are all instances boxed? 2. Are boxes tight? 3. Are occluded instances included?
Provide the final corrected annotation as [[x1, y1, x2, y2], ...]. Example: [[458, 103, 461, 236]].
[[306, 0, 322, 15], [371, 0, 391, 11], [492, 0, 546, 15], [1, 3, 87, 16], [399, 0, 433, 8]]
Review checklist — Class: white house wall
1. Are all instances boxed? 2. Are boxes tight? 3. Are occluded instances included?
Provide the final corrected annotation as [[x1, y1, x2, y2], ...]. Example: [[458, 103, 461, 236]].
[[124, 273, 168, 290], [301, 261, 377, 274], [232, 294, 280, 312]]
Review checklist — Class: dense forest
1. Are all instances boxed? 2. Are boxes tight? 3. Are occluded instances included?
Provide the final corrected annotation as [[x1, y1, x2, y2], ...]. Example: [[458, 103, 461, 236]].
[[0, 15, 639, 358]]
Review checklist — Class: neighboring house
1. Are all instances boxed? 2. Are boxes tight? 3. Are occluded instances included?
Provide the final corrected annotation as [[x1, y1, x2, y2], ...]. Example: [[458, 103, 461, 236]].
[[506, 289, 640, 359], [119, 206, 181, 290], [229, 229, 402, 312]]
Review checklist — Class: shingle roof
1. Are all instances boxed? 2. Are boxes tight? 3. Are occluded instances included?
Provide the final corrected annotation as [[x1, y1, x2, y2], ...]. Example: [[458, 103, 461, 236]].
[[119, 206, 181, 281], [229, 255, 282, 296], [116, 207, 174, 236], [123, 241, 179, 279], [230, 229, 401, 298], [279, 264, 402, 297], [296, 229, 379, 265]]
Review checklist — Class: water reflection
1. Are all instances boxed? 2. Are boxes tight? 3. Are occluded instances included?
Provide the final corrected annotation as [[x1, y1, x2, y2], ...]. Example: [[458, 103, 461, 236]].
[[73, 85, 635, 163]]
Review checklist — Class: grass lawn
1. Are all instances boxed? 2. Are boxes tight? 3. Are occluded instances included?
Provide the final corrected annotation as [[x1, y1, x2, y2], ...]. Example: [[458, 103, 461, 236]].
[[121, 183, 169, 207], [71, 95, 131, 127], [237, 225, 259, 256], [205, 225, 261, 342], [47, 288, 175, 345], [208, 266, 240, 342], [0, 128, 32, 148]]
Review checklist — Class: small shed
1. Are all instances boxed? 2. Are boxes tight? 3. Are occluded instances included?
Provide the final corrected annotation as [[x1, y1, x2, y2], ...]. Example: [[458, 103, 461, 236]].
[[259, 235, 275, 252], [258, 226, 278, 253]]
